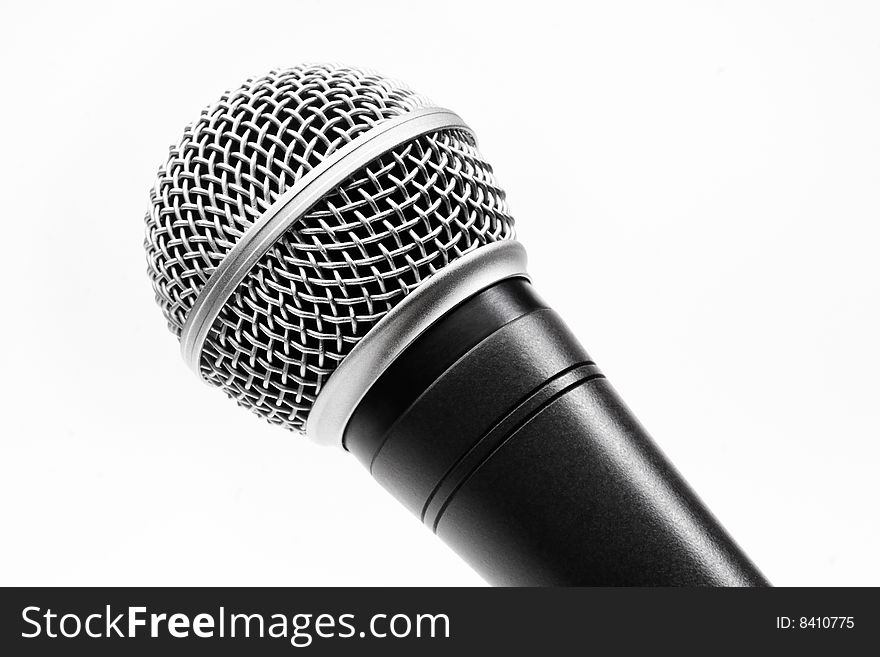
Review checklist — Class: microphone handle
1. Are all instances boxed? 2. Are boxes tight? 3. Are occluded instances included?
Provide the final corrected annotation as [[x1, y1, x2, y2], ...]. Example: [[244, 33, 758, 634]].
[[344, 279, 769, 586]]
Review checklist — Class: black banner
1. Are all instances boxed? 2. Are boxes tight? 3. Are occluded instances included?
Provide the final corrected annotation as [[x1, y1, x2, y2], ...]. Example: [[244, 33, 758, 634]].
[[1, 587, 875, 654]]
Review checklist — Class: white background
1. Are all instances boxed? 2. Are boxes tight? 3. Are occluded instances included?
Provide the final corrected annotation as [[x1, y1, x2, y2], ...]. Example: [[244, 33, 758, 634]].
[[1, 0, 878, 586]]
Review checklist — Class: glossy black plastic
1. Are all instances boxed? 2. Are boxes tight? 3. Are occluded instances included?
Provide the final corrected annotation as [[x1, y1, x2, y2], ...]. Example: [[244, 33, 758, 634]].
[[344, 279, 768, 586]]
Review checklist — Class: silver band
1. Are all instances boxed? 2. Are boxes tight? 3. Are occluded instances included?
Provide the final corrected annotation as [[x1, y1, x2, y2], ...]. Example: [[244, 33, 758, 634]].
[[179, 107, 473, 374], [306, 240, 529, 447]]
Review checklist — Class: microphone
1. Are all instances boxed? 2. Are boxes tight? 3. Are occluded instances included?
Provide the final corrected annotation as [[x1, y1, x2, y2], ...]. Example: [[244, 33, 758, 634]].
[[145, 64, 768, 586]]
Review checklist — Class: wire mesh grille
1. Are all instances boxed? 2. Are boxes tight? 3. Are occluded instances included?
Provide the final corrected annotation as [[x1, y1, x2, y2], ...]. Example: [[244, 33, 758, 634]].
[[145, 65, 515, 432], [146, 64, 431, 334]]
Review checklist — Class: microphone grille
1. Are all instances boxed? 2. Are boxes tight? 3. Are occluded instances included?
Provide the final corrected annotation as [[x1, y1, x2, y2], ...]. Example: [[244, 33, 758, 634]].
[[145, 64, 515, 432]]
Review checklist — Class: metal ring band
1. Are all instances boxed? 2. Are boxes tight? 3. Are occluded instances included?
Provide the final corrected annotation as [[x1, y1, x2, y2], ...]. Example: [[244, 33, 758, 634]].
[[307, 240, 529, 447], [179, 107, 473, 374]]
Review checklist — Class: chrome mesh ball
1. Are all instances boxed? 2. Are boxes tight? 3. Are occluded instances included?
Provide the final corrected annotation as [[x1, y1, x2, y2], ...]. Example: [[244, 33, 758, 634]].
[[145, 64, 515, 432]]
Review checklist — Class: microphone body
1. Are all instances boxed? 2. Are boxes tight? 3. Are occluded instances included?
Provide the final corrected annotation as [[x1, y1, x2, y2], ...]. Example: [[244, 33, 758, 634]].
[[144, 64, 769, 586], [345, 278, 767, 586]]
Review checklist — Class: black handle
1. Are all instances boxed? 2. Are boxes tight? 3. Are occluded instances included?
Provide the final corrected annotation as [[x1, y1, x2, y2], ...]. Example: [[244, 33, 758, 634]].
[[344, 279, 768, 586]]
